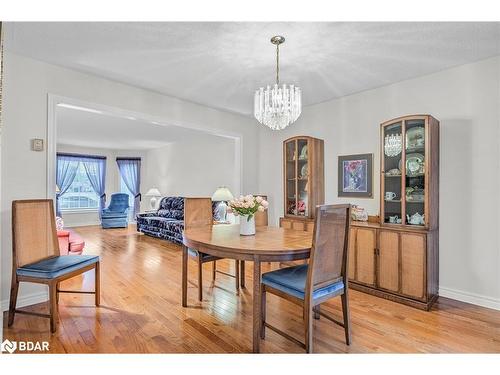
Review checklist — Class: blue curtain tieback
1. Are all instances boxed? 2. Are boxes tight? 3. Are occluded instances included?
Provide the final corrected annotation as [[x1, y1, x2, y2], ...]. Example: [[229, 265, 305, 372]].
[[100, 194, 106, 199], [135, 193, 142, 201]]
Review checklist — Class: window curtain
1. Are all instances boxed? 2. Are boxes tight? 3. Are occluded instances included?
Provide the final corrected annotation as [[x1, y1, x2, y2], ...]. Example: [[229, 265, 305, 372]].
[[116, 158, 141, 219], [80, 156, 107, 218], [56, 154, 80, 216]]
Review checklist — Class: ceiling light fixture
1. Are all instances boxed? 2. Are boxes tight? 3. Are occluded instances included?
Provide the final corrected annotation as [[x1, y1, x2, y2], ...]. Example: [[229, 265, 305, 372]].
[[254, 35, 301, 131]]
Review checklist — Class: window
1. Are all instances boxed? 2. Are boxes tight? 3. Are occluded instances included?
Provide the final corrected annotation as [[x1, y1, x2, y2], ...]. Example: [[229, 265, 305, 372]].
[[120, 176, 135, 219], [59, 163, 99, 211]]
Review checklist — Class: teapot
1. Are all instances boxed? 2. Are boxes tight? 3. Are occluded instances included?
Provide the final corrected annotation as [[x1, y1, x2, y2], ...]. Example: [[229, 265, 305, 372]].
[[407, 212, 425, 225]]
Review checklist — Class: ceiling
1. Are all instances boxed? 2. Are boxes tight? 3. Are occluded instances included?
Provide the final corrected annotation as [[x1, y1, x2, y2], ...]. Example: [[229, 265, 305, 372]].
[[6, 22, 500, 115], [56, 105, 219, 150]]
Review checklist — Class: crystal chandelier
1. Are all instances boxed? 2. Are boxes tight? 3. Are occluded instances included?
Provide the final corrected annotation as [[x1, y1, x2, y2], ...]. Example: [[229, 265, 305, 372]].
[[254, 36, 302, 130]]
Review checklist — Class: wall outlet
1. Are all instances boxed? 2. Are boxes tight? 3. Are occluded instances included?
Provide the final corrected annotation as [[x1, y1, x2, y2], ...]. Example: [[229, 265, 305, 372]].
[[31, 138, 44, 151]]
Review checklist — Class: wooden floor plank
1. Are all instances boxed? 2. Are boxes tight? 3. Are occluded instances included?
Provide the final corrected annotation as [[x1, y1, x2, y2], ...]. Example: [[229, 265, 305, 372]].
[[3, 225, 500, 353]]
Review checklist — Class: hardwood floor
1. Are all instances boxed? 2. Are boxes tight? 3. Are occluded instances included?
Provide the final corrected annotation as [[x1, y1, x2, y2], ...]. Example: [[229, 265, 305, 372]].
[[3, 225, 500, 353]]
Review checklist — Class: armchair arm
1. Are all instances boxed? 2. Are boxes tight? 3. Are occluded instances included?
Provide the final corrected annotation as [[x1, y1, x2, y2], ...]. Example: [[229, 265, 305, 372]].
[[57, 230, 70, 255], [137, 212, 157, 218]]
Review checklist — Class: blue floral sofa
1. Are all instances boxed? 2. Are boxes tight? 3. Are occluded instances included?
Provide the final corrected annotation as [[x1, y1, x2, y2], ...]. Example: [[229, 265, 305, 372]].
[[136, 196, 221, 244]]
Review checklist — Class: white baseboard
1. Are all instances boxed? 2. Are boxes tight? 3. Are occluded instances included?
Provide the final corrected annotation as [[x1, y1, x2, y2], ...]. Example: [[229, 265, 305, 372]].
[[1, 291, 48, 312], [65, 221, 100, 227], [439, 287, 500, 311]]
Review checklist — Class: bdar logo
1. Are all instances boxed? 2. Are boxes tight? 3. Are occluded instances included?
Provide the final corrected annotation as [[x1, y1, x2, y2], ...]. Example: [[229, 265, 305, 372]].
[[1, 339, 17, 353]]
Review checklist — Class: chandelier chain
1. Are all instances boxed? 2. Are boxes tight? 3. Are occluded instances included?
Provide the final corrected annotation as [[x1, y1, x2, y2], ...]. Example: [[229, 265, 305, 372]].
[[276, 42, 279, 85]]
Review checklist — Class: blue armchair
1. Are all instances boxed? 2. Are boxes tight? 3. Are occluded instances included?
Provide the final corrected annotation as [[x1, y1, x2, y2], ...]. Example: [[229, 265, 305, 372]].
[[101, 193, 130, 228]]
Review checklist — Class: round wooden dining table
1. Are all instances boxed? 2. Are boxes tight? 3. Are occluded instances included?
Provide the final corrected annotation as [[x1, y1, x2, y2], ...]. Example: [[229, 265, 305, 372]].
[[182, 224, 313, 353]]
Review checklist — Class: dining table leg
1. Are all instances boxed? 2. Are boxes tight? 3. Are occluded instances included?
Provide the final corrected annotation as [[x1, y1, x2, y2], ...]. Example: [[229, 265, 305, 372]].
[[182, 245, 188, 307], [240, 261, 245, 288], [252, 256, 261, 353]]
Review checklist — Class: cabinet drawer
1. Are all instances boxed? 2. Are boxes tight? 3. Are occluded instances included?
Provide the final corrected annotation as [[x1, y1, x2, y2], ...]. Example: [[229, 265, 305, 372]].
[[280, 218, 292, 229], [291, 220, 305, 231]]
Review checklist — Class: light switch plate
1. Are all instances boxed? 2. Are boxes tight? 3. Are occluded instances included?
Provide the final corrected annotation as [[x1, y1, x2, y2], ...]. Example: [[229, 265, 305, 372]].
[[31, 138, 44, 151]]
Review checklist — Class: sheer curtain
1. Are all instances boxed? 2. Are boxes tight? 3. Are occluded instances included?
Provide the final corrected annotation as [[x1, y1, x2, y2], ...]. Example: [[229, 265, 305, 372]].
[[56, 154, 80, 216], [116, 158, 141, 219], [80, 156, 107, 218]]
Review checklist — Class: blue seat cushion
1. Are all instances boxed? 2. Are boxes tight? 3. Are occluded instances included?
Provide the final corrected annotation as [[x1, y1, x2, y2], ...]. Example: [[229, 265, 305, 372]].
[[187, 248, 220, 262], [262, 264, 344, 300], [17, 255, 99, 279], [102, 210, 127, 218]]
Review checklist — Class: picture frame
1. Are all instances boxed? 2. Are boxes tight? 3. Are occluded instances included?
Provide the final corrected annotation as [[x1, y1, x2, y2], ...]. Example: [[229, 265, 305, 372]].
[[338, 153, 373, 198]]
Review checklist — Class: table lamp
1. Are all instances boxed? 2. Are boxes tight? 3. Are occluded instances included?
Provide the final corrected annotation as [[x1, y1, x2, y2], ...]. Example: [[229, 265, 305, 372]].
[[211, 186, 234, 222], [145, 188, 162, 210]]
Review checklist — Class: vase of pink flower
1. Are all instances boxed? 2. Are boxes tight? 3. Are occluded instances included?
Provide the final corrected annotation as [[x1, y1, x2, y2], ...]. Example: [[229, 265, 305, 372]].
[[228, 195, 269, 236]]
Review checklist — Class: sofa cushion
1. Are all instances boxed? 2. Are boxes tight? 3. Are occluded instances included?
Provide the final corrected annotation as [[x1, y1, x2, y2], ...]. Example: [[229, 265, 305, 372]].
[[159, 196, 184, 211], [157, 209, 184, 220]]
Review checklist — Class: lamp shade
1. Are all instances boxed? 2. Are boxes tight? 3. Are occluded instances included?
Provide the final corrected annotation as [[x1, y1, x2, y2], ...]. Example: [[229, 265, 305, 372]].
[[145, 188, 162, 197], [212, 186, 234, 201]]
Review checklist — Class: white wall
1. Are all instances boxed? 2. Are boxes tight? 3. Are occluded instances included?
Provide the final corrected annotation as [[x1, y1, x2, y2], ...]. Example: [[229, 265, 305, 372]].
[[56, 144, 146, 226], [259, 56, 500, 309], [144, 134, 238, 200], [0, 49, 259, 310]]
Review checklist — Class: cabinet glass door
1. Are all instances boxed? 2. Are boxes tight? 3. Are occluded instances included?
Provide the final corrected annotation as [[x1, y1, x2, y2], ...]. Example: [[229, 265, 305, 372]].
[[285, 140, 297, 215], [383, 122, 403, 224], [404, 119, 426, 226], [297, 138, 309, 217]]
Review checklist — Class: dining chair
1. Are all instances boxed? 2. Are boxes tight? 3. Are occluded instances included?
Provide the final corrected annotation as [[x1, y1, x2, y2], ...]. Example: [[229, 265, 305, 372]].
[[260, 204, 352, 353], [8, 199, 100, 333], [184, 198, 242, 301]]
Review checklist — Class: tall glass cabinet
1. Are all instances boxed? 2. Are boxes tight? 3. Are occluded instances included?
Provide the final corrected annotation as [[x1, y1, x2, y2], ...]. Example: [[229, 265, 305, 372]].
[[380, 115, 439, 230], [282, 136, 324, 225]]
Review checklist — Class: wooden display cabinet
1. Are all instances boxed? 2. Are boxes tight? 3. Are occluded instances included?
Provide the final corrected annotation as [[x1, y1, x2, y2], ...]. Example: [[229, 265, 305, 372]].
[[349, 115, 439, 310], [280, 136, 324, 231]]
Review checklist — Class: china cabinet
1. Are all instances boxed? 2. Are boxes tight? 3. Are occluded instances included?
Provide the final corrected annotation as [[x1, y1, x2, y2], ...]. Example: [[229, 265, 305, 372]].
[[279, 136, 324, 231], [380, 115, 439, 229], [349, 115, 440, 310]]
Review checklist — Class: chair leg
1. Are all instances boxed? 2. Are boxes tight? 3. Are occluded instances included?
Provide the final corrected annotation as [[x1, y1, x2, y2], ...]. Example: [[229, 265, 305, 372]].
[[197, 257, 203, 302], [313, 304, 320, 320], [212, 260, 217, 281], [49, 282, 58, 333], [8, 278, 19, 327], [341, 292, 351, 345], [260, 288, 266, 339], [304, 303, 313, 353], [95, 262, 101, 306], [235, 260, 240, 292], [240, 261, 245, 288], [56, 282, 60, 304]]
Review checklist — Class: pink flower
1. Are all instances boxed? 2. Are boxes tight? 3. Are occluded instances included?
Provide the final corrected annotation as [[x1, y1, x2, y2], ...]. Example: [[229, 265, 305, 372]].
[[262, 200, 269, 208], [256, 196, 263, 203], [258, 205, 265, 212]]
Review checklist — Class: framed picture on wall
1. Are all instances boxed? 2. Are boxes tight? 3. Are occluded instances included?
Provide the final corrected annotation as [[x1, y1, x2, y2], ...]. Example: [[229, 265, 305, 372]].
[[338, 153, 373, 198]]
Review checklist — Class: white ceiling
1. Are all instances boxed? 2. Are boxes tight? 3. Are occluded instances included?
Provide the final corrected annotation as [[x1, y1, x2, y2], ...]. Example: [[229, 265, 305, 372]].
[[6, 22, 500, 115], [56, 105, 218, 150]]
